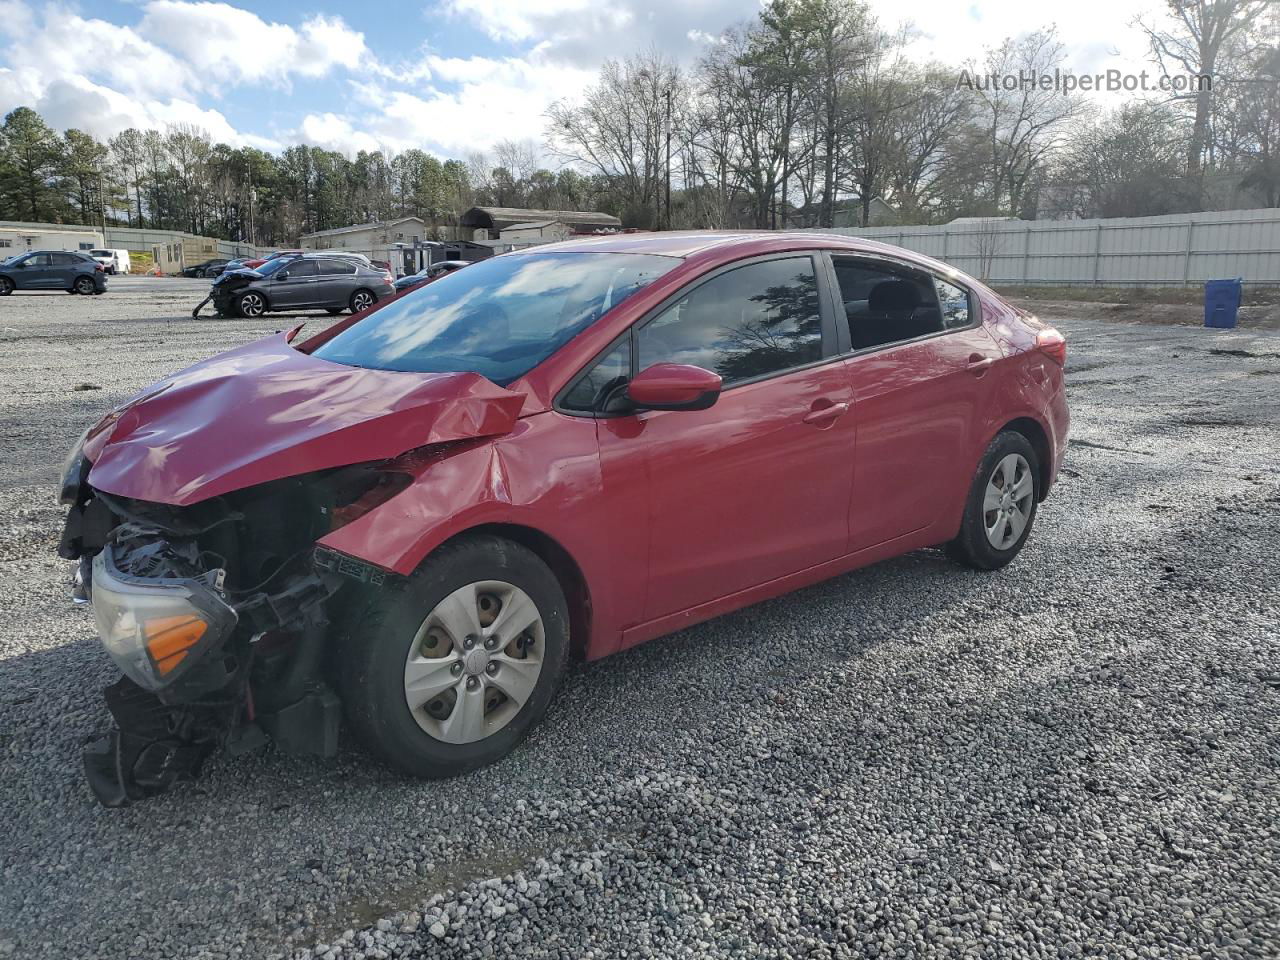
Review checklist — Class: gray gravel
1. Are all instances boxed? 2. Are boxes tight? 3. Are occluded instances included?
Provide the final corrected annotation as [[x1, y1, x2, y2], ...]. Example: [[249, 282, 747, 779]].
[[1, 279, 1278, 958]]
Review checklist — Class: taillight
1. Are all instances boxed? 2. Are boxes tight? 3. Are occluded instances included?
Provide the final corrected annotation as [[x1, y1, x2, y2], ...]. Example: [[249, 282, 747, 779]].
[[1036, 328, 1066, 366], [94, 264, 104, 272]]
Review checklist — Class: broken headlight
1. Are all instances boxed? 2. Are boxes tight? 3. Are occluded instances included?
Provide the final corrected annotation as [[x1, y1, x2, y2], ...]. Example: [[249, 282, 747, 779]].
[[91, 547, 238, 691]]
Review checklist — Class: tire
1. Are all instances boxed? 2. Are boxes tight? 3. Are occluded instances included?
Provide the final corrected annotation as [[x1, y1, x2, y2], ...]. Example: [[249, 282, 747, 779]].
[[946, 430, 1040, 571], [73, 276, 96, 295], [325, 307, 344, 315], [349, 289, 376, 314], [337, 534, 570, 779], [0, 277, 12, 296], [237, 291, 267, 318]]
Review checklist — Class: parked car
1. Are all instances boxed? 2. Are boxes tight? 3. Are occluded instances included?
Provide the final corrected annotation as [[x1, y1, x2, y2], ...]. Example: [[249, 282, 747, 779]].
[[58, 232, 1069, 805], [367, 258, 395, 283], [88, 249, 131, 275], [0, 250, 106, 295], [238, 249, 302, 270], [209, 253, 393, 317], [182, 258, 230, 279], [392, 259, 469, 293]]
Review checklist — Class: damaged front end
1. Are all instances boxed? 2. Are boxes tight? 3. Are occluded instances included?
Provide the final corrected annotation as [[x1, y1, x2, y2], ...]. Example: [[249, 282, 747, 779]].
[[62, 463, 409, 807]]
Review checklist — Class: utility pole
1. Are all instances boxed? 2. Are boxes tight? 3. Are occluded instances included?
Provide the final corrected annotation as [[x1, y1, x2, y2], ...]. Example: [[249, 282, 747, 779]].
[[665, 87, 673, 231]]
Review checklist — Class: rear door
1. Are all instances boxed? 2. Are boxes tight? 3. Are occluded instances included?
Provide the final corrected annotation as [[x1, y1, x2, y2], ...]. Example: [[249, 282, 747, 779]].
[[826, 253, 1001, 550], [318, 258, 359, 307], [576, 254, 856, 623], [52, 252, 86, 288]]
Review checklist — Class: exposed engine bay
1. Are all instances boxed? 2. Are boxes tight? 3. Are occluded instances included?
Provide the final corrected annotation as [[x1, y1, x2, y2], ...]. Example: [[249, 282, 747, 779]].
[[60, 462, 408, 806]]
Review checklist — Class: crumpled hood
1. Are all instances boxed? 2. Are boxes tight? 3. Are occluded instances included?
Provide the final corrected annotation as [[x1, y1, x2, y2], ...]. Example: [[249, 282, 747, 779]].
[[84, 332, 526, 506]]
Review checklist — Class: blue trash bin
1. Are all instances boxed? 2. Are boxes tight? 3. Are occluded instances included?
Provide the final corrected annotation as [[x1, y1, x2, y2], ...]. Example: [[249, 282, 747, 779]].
[[1204, 278, 1242, 329]]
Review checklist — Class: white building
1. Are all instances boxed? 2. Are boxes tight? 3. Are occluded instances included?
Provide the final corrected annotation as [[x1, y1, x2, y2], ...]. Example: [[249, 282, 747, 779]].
[[300, 217, 430, 275], [0, 221, 103, 256]]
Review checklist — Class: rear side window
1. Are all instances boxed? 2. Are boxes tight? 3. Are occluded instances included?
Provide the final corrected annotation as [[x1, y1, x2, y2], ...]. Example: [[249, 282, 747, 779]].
[[320, 259, 356, 275], [51, 253, 81, 265], [934, 277, 971, 329], [831, 257, 944, 351], [637, 257, 823, 386]]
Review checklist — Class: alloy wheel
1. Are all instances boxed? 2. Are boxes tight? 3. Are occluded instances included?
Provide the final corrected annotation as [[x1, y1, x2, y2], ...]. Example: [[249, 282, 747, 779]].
[[403, 580, 545, 745], [239, 292, 265, 317], [983, 453, 1034, 550], [75, 277, 95, 295], [351, 291, 374, 312]]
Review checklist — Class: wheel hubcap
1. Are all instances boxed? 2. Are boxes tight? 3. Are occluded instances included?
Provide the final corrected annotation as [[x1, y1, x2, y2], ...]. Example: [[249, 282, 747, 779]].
[[403, 580, 544, 744], [983, 453, 1033, 550], [354, 293, 372, 310]]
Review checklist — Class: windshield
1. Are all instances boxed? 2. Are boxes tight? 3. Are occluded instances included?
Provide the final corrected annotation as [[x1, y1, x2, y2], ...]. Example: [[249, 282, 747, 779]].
[[90, 250, 110, 257], [255, 257, 293, 276], [312, 252, 679, 385]]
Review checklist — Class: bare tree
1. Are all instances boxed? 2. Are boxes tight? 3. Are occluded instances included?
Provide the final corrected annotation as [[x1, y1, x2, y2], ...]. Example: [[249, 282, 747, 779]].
[[965, 29, 1087, 217], [546, 51, 679, 227], [1138, 0, 1270, 178], [973, 218, 1006, 280]]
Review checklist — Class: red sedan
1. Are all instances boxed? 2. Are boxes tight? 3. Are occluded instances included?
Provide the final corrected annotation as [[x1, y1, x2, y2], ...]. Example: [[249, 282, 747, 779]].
[[59, 232, 1068, 805]]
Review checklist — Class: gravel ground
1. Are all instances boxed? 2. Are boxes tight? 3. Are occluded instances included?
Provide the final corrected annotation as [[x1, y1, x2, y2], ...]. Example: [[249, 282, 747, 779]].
[[1, 279, 1278, 959]]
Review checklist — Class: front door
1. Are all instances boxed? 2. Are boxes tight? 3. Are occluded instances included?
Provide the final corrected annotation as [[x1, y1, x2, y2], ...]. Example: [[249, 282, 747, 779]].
[[271, 258, 320, 308], [827, 255, 1001, 550], [585, 254, 856, 623], [17, 253, 55, 289]]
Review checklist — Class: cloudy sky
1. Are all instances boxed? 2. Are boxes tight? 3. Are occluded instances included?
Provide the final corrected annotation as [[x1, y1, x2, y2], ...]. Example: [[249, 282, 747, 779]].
[[0, 0, 1162, 159]]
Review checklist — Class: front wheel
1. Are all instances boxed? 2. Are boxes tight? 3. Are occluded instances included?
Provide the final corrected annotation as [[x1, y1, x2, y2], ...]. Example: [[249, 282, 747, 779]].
[[237, 291, 266, 317], [73, 276, 96, 295], [337, 535, 570, 778], [349, 289, 376, 314], [0, 277, 14, 296], [946, 431, 1039, 570]]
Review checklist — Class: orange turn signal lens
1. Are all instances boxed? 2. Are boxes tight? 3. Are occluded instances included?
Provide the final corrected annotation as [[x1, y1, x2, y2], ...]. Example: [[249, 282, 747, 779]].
[[144, 615, 209, 676]]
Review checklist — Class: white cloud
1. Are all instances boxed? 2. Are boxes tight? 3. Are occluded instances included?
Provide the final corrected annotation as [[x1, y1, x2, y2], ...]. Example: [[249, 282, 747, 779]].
[[299, 112, 382, 154], [0, 0, 366, 147], [137, 1, 368, 89], [335, 54, 595, 157], [443, 0, 604, 43]]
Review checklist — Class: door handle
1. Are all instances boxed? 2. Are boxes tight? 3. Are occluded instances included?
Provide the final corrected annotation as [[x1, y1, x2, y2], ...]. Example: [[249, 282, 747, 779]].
[[967, 354, 996, 376], [803, 401, 850, 425]]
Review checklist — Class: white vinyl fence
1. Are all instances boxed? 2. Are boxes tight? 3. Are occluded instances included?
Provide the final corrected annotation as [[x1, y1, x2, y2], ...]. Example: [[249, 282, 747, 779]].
[[817, 207, 1280, 288]]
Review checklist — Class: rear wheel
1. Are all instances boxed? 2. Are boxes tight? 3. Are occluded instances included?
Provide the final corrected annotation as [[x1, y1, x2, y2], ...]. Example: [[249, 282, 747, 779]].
[[946, 431, 1039, 570], [349, 289, 376, 314], [338, 534, 569, 778], [73, 276, 96, 295], [237, 291, 266, 318]]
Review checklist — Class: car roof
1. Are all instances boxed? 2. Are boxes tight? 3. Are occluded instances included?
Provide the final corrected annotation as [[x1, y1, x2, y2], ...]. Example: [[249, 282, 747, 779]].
[[528, 230, 913, 260], [526, 230, 975, 284]]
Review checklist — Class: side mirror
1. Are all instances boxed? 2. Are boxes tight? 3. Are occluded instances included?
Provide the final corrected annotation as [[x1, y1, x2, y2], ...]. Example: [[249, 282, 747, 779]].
[[276, 271, 289, 280], [625, 363, 722, 412]]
